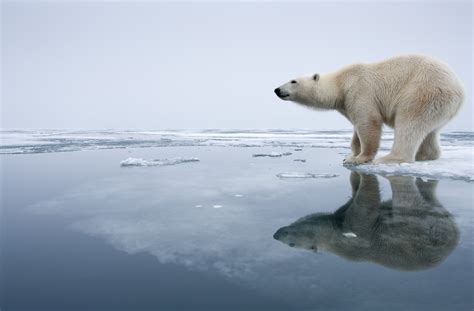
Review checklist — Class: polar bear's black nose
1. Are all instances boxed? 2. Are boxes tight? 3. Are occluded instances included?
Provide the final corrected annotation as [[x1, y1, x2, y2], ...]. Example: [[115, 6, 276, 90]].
[[274, 88, 281, 96]]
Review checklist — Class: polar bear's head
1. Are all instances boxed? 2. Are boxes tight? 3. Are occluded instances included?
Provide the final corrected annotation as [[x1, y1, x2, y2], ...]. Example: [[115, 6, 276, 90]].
[[274, 73, 320, 102], [274, 73, 340, 110]]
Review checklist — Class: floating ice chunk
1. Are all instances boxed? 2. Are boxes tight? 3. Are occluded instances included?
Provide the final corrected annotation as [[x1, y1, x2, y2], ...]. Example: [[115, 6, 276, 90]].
[[234, 194, 244, 197], [343, 232, 357, 238], [252, 152, 292, 158], [195, 205, 203, 208], [294, 159, 306, 162], [276, 172, 339, 179], [120, 157, 199, 167], [120, 158, 150, 166], [213, 205, 223, 208]]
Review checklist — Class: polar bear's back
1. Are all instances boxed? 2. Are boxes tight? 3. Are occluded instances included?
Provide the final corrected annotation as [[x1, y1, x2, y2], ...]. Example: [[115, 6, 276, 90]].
[[370, 54, 461, 87], [360, 55, 464, 126]]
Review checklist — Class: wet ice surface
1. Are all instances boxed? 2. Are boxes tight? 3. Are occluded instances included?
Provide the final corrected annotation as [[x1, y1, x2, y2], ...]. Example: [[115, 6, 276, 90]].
[[1, 131, 474, 310], [1, 129, 472, 182]]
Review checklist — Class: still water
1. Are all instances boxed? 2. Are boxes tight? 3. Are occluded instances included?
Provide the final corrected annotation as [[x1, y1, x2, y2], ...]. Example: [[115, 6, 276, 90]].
[[1, 146, 473, 310]]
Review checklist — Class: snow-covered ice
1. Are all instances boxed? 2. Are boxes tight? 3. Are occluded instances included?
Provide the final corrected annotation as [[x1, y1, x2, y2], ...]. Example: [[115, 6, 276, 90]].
[[351, 147, 473, 182], [276, 172, 339, 179], [120, 157, 199, 167], [0, 129, 358, 153]]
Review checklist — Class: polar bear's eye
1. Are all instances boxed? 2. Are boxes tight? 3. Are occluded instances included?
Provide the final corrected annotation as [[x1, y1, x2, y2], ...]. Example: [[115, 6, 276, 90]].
[[291, 80, 297, 84]]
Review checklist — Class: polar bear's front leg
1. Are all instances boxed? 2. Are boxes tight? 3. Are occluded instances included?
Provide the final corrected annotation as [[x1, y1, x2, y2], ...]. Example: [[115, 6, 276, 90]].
[[344, 131, 361, 163], [344, 121, 382, 165]]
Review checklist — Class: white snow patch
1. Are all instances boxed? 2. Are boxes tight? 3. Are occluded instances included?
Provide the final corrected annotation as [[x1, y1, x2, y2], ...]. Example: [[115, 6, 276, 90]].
[[213, 205, 223, 209], [276, 172, 339, 179], [195, 205, 203, 208], [120, 157, 199, 167], [234, 194, 244, 197]]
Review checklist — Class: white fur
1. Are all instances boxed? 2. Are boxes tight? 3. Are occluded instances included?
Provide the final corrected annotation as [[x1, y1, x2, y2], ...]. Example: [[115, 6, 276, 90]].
[[275, 55, 465, 164]]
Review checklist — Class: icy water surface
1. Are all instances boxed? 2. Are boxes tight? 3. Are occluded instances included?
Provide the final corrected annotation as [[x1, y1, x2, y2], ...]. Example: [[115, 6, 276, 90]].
[[1, 130, 473, 310]]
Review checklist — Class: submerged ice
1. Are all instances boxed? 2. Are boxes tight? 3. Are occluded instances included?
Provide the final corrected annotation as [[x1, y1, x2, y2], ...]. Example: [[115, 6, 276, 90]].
[[252, 151, 292, 157], [120, 157, 199, 167]]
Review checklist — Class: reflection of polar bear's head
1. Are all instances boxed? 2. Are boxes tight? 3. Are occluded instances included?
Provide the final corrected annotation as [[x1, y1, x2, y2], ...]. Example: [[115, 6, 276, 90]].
[[274, 211, 348, 253], [274, 173, 460, 271]]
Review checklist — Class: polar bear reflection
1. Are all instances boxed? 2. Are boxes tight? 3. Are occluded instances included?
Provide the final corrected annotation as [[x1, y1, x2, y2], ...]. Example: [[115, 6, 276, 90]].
[[273, 173, 459, 271]]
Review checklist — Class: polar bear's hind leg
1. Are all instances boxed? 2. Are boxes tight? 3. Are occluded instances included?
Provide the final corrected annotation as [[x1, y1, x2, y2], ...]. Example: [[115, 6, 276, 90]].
[[415, 131, 441, 161], [374, 121, 428, 164]]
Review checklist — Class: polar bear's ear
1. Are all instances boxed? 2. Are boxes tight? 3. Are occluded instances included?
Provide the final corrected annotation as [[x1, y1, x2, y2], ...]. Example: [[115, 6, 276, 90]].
[[313, 73, 320, 81]]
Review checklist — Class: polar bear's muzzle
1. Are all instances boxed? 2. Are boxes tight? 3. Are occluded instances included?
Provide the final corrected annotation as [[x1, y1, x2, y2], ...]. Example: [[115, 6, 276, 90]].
[[274, 87, 290, 99]]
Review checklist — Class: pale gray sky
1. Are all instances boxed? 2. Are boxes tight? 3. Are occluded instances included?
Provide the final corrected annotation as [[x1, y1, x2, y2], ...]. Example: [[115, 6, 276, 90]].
[[1, 1, 472, 130]]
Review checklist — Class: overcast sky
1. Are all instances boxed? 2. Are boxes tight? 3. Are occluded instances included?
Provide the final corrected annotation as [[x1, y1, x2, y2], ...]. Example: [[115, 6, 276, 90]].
[[1, 1, 472, 130]]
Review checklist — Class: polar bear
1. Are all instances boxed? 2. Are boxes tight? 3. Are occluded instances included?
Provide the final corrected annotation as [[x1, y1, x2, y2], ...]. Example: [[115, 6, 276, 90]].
[[274, 55, 464, 164], [273, 172, 459, 270]]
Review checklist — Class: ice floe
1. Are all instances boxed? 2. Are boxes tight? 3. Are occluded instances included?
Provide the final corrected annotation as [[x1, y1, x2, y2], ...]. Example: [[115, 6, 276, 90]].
[[252, 151, 292, 157], [120, 157, 199, 167], [276, 172, 339, 179], [350, 148, 474, 182]]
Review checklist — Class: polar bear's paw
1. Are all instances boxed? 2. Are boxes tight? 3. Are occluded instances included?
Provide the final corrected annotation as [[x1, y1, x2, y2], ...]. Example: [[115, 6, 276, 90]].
[[343, 154, 357, 163], [343, 155, 373, 166]]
